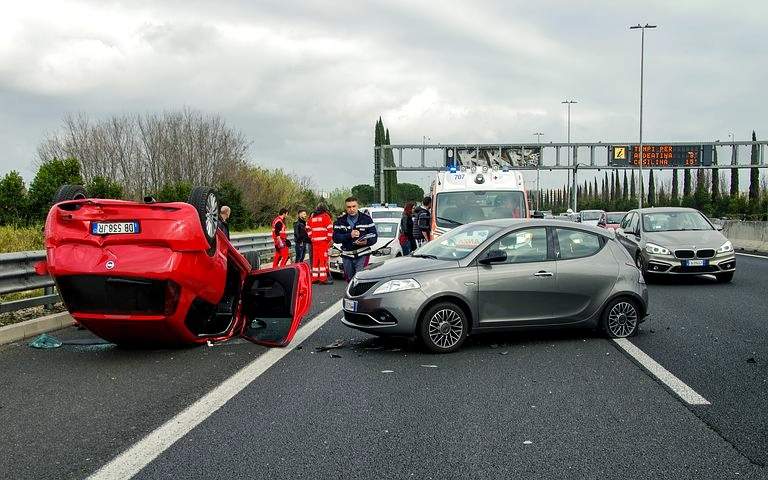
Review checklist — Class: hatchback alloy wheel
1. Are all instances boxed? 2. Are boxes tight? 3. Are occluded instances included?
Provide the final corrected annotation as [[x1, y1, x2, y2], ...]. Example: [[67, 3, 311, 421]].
[[601, 297, 639, 338], [419, 302, 468, 353]]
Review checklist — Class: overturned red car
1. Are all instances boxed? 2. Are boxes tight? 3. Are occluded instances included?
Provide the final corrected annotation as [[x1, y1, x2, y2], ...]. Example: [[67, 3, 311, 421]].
[[36, 185, 312, 346]]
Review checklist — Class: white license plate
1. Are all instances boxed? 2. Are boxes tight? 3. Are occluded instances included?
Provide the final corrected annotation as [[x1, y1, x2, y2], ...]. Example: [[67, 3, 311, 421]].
[[684, 259, 706, 267], [343, 298, 357, 312], [91, 221, 140, 235]]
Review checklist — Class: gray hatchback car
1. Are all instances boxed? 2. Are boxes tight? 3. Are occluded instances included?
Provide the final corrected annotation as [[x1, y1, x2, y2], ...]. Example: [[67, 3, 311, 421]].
[[615, 207, 736, 283], [342, 219, 649, 353]]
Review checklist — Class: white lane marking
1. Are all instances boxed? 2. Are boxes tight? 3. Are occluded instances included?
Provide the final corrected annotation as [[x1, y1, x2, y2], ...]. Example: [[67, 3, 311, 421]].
[[88, 300, 342, 480], [612, 338, 711, 406], [736, 252, 768, 259]]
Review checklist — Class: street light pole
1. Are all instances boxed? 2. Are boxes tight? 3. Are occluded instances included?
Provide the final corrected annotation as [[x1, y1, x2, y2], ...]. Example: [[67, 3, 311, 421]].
[[630, 23, 656, 209], [533, 132, 544, 211], [562, 100, 577, 211]]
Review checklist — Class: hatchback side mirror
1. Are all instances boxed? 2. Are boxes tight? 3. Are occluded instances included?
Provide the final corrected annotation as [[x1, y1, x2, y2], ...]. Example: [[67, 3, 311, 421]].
[[479, 249, 507, 264]]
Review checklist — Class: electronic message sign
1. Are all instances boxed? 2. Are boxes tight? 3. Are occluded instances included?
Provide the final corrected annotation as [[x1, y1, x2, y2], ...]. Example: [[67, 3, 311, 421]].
[[610, 145, 712, 167]]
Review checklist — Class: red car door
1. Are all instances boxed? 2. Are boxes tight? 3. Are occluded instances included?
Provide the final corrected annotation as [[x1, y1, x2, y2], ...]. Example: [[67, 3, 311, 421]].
[[239, 262, 312, 346]]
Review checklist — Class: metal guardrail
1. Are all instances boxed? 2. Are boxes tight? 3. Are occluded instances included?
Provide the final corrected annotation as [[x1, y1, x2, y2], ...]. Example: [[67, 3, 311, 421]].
[[0, 232, 288, 314]]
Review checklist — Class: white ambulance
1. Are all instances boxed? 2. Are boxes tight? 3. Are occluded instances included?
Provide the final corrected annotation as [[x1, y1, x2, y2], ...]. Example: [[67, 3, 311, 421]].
[[430, 165, 529, 238]]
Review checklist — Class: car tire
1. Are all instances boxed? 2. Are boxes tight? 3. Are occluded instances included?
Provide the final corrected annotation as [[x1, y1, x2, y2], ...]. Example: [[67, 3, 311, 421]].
[[52, 185, 87, 204], [600, 297, 640, 338], [330, 272, 344, 280], [418, 302, 468, 354], [634, 252, 652, 279], [715, 271, 734, 283], [187, 186, 219, 256]]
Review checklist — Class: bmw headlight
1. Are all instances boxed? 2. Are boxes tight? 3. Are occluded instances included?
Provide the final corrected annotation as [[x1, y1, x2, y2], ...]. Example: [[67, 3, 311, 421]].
[[717, 240, 733, 253], [645, 242, 671, 255], [372, 278, 420, 295]]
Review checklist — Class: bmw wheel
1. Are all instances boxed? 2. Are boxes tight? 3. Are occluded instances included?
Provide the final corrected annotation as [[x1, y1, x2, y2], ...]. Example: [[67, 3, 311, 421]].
[[418, 302, 468, 353], [715, 271, 734, 283], [188, 186, 219, 256], [601, 297, 640, 338]]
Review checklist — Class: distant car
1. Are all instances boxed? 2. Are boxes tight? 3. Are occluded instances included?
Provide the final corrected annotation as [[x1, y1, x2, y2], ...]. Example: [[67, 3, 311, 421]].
[[329, 217, 404, 279], [615, 207, 736, 283], [342, 219, 649, 353], [36, 185, 312, 346], [361, 204, 404, 219], [368, 218, 404, 265], [577, 209, 605, 226], [598, 211, 627, 231]]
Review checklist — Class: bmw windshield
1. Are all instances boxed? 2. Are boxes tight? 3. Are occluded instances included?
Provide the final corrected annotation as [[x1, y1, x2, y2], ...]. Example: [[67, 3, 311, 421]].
[[412, 223, 502, 261], [642, 211, 714, 232]]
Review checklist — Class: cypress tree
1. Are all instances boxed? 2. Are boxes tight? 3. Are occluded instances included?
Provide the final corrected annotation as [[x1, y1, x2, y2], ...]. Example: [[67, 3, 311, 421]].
[[749, 130, 760, 211], [671, 169, 680, 206], [647, 170, 655, 206], [730, 141, 739, 196], [384, 129, 398, 204], [711, 147, 720, 206]]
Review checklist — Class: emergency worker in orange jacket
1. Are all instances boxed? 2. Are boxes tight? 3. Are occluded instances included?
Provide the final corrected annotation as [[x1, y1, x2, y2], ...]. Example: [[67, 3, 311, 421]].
[[306, 202, 334, 284], [271, 208, 290, 268]]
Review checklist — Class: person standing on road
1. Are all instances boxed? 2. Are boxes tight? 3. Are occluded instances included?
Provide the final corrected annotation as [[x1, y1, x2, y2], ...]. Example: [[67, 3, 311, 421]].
[[333, 196, 377, 282], [293, 209, 310, 263], [218, 205, 231, 240], [271, 208, 291, 268], [307, 202, 334, 284], [412, 196, 432, 248], [400, 202, 417, 256]]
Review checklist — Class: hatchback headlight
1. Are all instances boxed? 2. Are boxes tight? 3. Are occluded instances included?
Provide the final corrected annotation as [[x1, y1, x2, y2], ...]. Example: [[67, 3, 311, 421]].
[[717, 240, 733, 253], [645, 242, 671, 255], [372, 247, 392, 256], [372, 278, 420, 295]]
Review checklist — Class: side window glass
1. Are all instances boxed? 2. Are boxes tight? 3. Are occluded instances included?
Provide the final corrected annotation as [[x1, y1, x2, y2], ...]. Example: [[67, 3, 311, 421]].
[[555, 228, 602, 260], [620, 213, 631, 229], [488, 227, 548, 264], [627, 213, 638, 232]]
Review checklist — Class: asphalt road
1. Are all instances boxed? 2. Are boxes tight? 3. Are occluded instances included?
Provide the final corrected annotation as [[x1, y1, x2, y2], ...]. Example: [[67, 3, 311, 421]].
[[1, 255, 766, 479]]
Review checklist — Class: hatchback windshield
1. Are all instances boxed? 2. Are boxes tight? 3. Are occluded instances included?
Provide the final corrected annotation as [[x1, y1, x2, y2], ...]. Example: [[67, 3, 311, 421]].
[[606, 212, 625, 224], [412, 223, 502, 260], [642, 211, 713, 232]]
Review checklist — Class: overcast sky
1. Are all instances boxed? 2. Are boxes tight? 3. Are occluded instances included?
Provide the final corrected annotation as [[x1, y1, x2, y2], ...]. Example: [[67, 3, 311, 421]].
[[2, 0, 767, 195]]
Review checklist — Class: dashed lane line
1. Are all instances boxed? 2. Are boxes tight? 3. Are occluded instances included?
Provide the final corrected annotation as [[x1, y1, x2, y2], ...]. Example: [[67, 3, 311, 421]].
[[613, 337, 711, 406], [88, 300, 342, 480]]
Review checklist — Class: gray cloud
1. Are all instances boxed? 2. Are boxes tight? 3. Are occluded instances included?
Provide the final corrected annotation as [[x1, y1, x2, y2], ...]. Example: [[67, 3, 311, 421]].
[[2, 0, 767, 194]]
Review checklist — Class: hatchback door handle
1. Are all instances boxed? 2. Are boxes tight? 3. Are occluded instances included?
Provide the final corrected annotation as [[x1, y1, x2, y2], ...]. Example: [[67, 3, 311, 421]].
[[533, 271, 553, 277]]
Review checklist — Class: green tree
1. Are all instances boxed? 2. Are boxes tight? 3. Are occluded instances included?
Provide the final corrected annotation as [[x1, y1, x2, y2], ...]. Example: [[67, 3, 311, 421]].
[[216, 181, 251, 231], [647, 170, 656, 206], [749, 130, 760, 214], [374, 118, 385, 202], [671, 169, 680, 206], [86, 176, 124, 199], [0, 171, 28, 226], [154, 182, 192, 203], [351, 184, 375, 205], [395, 183, 424, 205], [711, 148, 720, 207], [27, 157, 84, 223], [383, 128, 398, 204], [730, 143, 739, 196], [693, 169, 711, 214]]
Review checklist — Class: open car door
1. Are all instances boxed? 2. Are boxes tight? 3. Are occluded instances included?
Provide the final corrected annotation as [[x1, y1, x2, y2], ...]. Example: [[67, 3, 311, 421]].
[[239, 262, 312, 346]]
